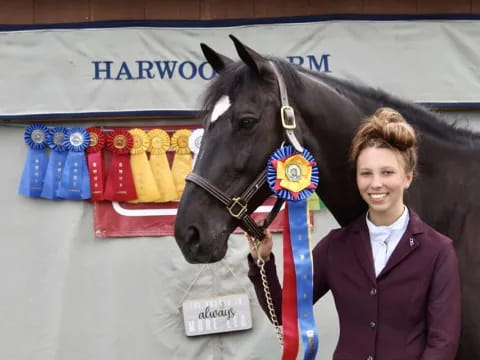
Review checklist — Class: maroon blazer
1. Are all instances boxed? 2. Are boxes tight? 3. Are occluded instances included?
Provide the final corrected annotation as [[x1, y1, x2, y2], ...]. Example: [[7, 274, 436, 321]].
[[248, 210, 461, 360]]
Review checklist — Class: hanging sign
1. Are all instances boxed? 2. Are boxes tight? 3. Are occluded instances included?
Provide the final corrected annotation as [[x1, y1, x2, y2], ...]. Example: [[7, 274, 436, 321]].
[[182, 294, 252, 336]]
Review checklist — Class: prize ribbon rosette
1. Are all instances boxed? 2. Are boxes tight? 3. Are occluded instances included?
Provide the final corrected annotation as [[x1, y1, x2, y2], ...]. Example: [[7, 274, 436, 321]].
[[41, 127, 68, 199], [56, 128, 91, 200], [188, 128, 204, 168], [147, 129, 177, 202], [266, 145, 319, 360], [86, 127, 106, 201], [103, 129, 137, 202], [18, 124, 49, 198], [171, 129, 193, 199], [128, 128, 160, 203]]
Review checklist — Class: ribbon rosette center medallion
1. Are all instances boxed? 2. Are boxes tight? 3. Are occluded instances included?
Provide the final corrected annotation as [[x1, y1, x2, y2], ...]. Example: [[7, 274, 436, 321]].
[[274, 154, 315, 197]]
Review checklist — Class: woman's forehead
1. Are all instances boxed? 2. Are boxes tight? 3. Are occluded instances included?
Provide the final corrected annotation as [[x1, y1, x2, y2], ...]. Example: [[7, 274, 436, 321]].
[[357, 146, 405, 168]]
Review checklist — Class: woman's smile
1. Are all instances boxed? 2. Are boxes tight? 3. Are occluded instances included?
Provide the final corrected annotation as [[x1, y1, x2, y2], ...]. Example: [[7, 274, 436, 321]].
[[369, 192, 388, 200], [357, 147, 412, 225]]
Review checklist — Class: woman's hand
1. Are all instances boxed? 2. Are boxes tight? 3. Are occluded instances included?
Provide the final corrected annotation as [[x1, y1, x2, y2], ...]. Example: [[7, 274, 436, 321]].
[[245, 229, 273, 262]]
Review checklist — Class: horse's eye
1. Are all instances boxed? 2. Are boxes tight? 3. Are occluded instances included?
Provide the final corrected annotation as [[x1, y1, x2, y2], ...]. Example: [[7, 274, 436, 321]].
[[238, 117, 257, 129]]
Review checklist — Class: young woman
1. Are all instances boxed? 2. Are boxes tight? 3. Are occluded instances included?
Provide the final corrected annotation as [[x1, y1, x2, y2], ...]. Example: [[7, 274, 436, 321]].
[[246, 108, 461, 360]]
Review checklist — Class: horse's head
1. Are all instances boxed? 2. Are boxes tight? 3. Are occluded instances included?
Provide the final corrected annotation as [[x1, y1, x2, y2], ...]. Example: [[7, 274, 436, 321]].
[[175, 36, 295, 263]]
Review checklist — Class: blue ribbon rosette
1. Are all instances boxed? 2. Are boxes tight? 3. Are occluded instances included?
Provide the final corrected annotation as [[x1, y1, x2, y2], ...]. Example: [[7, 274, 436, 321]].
[[41, 127, 68, 199], [56, 127, 91, 200], [267, 145, 320, 360], [18, 124, 50, 198], [267, 146, 319, 201]]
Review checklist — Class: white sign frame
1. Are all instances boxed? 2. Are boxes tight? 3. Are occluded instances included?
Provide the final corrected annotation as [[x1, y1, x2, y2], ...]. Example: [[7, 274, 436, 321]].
[[182, 293, 252, 336]]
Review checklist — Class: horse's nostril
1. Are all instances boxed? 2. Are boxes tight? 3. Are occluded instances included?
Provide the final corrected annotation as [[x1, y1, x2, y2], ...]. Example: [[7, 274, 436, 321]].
[[185, 225, 201, 253]]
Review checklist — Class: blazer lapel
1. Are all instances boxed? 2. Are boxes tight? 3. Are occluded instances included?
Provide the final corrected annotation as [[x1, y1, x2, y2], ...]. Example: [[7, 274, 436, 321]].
[[351, 218, 377, 285], [377, 232, 418, 279], [378, 210, 424, 279]]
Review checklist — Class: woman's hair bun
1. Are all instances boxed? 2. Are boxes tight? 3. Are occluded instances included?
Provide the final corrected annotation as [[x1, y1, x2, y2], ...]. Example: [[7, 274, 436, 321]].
[[350, 107, 419, 172], [371, 107, 417, 151]]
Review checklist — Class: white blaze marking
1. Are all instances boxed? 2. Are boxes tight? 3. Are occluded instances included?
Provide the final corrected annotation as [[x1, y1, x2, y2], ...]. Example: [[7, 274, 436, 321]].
[[210, 95, 231, 123]]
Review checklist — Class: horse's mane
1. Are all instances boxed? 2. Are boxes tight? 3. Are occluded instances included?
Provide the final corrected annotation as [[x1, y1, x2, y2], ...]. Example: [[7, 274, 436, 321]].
[[292, 61, 480, 147], [201, 56, 480, 148]]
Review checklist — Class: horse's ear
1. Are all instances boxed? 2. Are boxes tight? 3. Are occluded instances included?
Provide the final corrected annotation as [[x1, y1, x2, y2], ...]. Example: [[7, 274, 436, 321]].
[[200, 43, 234, 75], [229, 34, 267, 74]]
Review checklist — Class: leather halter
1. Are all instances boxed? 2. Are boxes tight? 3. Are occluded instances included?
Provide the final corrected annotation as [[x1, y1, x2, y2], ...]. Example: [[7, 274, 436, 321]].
[[185, 61, 303, 240]]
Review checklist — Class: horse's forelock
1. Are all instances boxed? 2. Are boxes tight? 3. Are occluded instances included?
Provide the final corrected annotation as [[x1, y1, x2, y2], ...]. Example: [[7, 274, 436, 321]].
[[202, 58, 302, 113]]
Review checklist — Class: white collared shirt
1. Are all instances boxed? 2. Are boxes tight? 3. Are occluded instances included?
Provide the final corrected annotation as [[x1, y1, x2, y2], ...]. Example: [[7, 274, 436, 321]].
[[366, 207, 409, 277]]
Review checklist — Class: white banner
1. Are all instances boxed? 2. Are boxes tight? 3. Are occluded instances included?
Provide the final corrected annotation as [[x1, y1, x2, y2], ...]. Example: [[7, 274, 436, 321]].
[[1, 18, 480, 118]]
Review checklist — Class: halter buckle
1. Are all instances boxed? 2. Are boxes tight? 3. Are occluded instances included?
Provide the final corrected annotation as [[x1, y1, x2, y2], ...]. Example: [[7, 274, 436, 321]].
[[281, 106, 296, 130], [227, 197, 248, 219]]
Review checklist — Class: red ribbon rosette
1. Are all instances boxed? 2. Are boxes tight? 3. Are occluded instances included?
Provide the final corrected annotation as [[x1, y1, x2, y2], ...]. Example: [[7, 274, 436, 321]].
[[86, 127, 106, 201], [103, 129, 137, 202]]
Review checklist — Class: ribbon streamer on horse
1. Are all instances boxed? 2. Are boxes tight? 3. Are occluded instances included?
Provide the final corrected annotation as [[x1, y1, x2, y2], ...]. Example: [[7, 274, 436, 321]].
[[267, 145, 320, 360]]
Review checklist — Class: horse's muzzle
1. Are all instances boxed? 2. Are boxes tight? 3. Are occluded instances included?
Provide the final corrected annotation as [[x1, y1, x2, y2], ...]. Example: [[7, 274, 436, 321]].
[[175, 224, 227, 264]]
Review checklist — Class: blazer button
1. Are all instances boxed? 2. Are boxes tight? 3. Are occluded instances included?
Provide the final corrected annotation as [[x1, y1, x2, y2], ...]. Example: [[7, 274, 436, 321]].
[[370, 288, 377, 296], [369, 321, 376, 329]]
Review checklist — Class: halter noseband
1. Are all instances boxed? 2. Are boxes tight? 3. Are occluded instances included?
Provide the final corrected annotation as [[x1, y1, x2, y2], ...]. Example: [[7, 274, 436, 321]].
[[186, 61, 303, 240]]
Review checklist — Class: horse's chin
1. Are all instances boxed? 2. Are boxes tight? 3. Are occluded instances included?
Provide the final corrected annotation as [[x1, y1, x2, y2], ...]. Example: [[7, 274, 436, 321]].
[[182, 246, 227, 264]]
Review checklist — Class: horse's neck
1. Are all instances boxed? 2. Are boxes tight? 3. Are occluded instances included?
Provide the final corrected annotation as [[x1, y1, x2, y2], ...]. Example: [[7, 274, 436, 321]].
[[294, 73, 368, 226], [416, 132, 480, 200], [409, 134, 480, 240], [294, 71, 480, 231]]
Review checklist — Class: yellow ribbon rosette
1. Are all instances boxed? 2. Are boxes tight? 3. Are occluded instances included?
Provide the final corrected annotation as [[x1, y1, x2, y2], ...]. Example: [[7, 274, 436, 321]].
[[147, 129, 177, 202], [171, 129, 193, 198], [128, 128, 160, 203], [276, 154, 313, 194]]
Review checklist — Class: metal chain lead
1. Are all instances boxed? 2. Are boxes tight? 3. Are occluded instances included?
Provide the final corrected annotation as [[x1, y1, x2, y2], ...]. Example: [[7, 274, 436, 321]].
[[253, 238, 284, 345]]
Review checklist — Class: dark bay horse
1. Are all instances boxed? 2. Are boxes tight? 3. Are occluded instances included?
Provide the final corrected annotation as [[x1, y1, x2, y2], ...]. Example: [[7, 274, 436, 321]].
[[174, 36, 480, 359]]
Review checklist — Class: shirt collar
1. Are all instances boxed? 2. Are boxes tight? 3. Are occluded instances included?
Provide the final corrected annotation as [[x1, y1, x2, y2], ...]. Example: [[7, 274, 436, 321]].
[[366, 206, 409, 237]]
